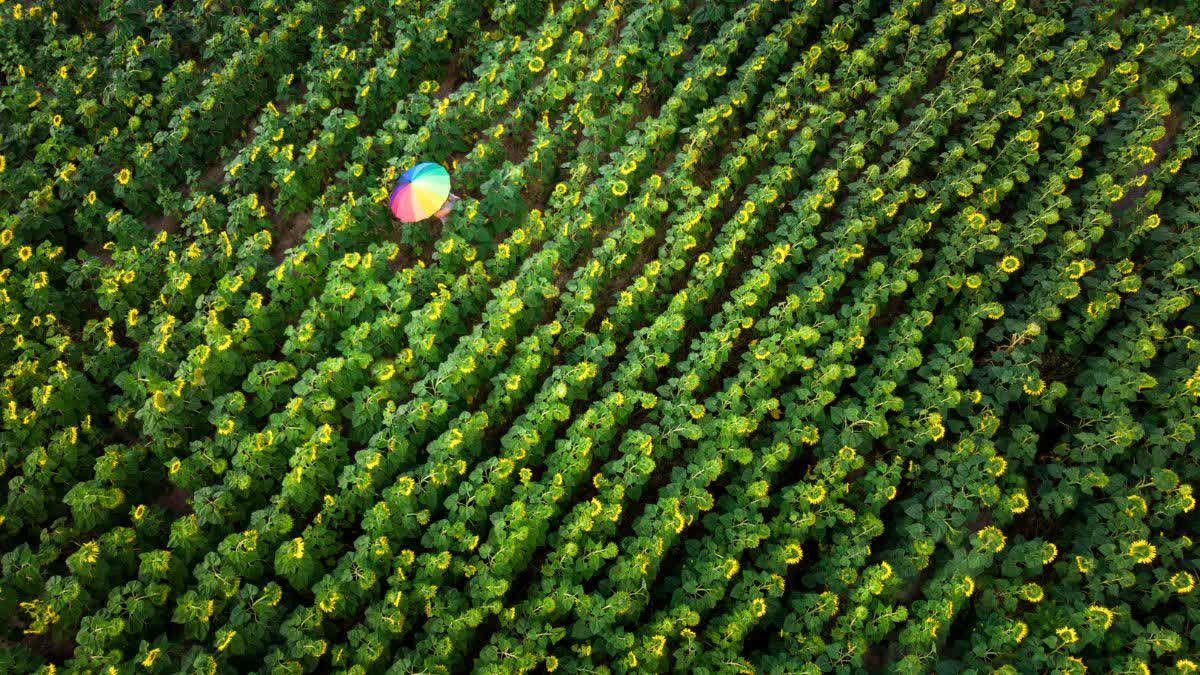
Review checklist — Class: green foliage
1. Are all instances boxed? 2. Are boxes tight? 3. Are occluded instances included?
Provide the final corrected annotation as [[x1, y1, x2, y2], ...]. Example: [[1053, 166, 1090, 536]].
[[1, 0, 1199, 673]]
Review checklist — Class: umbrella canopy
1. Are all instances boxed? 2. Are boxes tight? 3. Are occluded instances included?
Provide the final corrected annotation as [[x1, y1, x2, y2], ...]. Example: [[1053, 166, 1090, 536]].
[[389, 162, 451, 222]]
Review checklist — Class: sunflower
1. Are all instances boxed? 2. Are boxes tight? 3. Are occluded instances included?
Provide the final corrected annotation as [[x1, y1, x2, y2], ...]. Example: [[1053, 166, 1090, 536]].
[[1127, 539, 1156, 564]]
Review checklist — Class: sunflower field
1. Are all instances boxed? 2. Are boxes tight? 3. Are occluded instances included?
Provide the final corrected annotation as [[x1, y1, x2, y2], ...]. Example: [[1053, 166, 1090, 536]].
[[1, 0, 1199, 673]]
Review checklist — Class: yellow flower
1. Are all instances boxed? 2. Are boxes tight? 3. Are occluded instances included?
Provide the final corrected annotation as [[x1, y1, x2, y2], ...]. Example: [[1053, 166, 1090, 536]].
[[880, 561, 893, 580], [528, 56, 545, 72], [723, 558, 739, 579], [1023, 378, 1045, 396], [1171, 571, 1195, 594], [977, 526, 1007, 552], [1087, 605, 1113, 630], [1021, 582, 1044, 602], [1000, 255, 1020, 273], [819, 591, 839, 616], [784, 543, 803, 564], [611, 180, 629, 197], [1125, 494, 1148, 515], [988, 456, 1008, 476], [1056, 626, 1078, 645], [805, 484, 826, 505], [1066, 259, 1091, 279], [928, 413, 946, 440], [1179, 486, 1196, 513], [1041, 542, 1058, 564], [0, 154, 6, 172], [1013, 621, 1028, 643], [79, 541, 100, 564], [117, 168, 132, 185], [1127, 539, 1156, 564]]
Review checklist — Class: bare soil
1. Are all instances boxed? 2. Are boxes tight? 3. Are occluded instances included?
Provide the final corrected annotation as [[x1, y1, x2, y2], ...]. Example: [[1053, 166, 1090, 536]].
[[271, 210, 312, 261]]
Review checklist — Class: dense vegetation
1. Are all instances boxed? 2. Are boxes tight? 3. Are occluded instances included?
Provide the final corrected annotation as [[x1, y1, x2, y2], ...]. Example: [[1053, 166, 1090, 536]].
[[2, 0, 1199, 672]]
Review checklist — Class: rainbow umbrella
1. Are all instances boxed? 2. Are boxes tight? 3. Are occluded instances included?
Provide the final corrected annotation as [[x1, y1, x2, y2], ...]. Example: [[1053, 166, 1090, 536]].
[[389, 162, 451, 222]]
